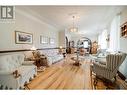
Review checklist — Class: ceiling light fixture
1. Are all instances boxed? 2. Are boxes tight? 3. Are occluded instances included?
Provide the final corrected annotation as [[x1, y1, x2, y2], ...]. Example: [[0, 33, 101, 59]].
[[69, 15, 78, 32]]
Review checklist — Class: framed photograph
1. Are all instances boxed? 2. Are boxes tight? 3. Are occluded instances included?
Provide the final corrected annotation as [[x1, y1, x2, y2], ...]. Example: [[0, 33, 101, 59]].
[[15, 31, 33, 44], [49, 38, 55, 44], [40, 36, 48, 44]]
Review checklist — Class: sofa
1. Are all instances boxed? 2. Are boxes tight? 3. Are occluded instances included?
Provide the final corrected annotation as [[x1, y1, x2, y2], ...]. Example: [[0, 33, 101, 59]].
[[0, 54, 37, 89], [39, 49, 64, 66], [90, 49, 108, 63]]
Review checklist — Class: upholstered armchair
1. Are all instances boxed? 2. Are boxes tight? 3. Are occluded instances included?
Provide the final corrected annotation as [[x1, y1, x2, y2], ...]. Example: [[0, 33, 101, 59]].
[[92, 53, 126, 81], [90, 49, 108, 63], [0, 54, 37, 89]]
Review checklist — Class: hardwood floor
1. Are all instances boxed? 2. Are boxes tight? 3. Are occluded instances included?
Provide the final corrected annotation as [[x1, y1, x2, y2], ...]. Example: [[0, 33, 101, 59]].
[[27, 54, 120, 90], [27, 54, 92, 89]]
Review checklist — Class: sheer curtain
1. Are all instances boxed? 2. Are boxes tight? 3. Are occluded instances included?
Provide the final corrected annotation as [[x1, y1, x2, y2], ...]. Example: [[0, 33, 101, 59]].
[[98, 29, 107, 49], [98, 33, 101, 49], [109, 14, 120, 52]]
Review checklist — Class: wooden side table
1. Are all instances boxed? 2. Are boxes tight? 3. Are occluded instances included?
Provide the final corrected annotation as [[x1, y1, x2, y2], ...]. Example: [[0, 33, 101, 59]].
[[26, 56, 47, 72], [40, 56, 48, 67]]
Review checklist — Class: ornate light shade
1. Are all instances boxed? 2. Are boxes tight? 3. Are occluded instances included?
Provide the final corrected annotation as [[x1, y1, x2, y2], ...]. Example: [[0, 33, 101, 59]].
[[69, 27, 78, 32], [69, 15, 78, 32]]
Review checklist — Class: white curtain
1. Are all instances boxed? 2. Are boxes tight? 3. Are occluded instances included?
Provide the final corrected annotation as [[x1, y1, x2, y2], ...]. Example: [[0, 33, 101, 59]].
[[98, 29, 107, 49], [98, 33, 101, 48], [109, 15, 120, 52]]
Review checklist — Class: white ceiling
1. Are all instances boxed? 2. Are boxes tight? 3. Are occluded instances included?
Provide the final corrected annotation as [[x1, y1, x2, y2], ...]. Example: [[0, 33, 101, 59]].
[[18, 6, 125, 36]]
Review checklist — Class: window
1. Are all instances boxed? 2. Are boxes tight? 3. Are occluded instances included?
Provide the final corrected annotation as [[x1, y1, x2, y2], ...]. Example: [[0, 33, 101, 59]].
[[83, 41, 88, 48]]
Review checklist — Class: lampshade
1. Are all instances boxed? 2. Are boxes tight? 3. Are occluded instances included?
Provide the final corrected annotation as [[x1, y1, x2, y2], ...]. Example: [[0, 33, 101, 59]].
[[31, 46, 36, 51], [59, 46, 63, 49], [69, 27, 78, 32]]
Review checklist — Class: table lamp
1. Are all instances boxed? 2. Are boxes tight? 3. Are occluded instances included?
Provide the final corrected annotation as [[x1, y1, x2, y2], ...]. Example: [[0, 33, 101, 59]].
[[59, 46, 63, 54], [31, 46, 37, 58]]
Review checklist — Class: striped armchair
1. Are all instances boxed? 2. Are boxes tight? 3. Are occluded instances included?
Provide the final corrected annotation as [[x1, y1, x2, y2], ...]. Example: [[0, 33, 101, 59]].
[[92, 53, 126, 80]]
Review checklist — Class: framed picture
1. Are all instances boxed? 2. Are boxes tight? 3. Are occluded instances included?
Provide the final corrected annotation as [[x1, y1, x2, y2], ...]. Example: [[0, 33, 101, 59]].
[[15, 31, 33, 44], [49, 38, 55, 44], [40, 36, 49, 44]]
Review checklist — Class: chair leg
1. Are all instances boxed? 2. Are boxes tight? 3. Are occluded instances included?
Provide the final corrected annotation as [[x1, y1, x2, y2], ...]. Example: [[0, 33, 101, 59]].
[[114, 76, 116, 81], [101, 78, 116, 89], [24, 84, 30, 90], [93, 76, 98, 89]]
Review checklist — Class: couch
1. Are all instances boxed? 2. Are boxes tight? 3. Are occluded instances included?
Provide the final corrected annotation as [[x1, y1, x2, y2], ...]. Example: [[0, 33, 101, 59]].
[[0, 54, 37, 89], [39, 49, 63, 66], [90, 49, 108, 63]]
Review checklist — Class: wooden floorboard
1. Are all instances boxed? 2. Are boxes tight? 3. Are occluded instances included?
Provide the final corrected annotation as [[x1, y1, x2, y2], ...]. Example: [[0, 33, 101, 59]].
[[27, 54, 116, 90], [27, 54, 92, 89]]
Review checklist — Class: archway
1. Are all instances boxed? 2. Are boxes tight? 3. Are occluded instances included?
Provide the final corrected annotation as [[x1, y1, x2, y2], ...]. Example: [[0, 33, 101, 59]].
[[72, 37, 92, 66], [77, 37, 92, 54]]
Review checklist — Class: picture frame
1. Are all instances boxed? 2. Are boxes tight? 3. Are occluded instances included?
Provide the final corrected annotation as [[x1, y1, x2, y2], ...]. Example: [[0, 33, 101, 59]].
[[40, 36, 49, 44], [15, 31, 33, 44], [49, 38, 55, 44]]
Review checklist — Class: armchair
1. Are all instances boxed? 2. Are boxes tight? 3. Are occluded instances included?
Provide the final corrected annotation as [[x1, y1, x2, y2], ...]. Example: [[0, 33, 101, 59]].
[[92, 53, 126, 81], [0, 54, 37, 89]]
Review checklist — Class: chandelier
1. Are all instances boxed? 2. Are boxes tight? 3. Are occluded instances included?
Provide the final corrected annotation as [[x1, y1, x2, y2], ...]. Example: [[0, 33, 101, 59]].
[[69, 15, 78, 32]]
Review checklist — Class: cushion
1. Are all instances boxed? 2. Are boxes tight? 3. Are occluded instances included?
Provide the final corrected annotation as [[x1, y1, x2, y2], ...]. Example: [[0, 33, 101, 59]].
[[98, 53, 106, 58], [97, 58, 106, 65], [40, 49, 59, 57], [18, 65, 35, 77], [22, 61, 34, 65]]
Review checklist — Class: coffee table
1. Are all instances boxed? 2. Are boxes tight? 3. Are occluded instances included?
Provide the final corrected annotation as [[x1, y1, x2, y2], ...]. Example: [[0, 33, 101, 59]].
[[71, 57, 82, 66]]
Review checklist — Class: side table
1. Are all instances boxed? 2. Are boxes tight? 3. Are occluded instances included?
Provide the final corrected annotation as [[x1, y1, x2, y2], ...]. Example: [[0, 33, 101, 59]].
[[25, 56, 47, 72], [40, 56, 48, 67]]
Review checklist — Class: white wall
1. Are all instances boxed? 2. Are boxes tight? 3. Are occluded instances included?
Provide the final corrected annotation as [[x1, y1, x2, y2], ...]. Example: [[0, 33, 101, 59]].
[[65, 29, 71, 41], [120, 8, 127, 53], [59, 31, 66, 47], [0, 7, 59, 51]]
